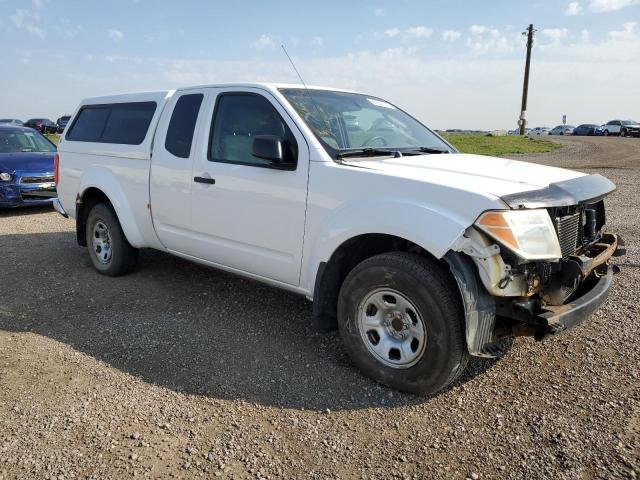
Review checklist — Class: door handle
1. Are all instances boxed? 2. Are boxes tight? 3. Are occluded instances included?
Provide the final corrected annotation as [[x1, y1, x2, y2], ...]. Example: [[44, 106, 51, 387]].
[[194, 176, 216, 185]]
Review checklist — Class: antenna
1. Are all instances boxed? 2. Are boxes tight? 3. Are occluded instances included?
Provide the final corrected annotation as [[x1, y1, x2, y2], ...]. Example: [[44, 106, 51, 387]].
[[280, 44, 341, 158], [281, 45, 308, 89]]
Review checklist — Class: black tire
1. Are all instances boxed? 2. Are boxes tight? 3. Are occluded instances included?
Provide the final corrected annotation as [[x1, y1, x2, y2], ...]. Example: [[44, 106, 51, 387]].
[[337, 252, 469, 395], [85, 203, 138, 276], [604, 130, 610, 136], [621, 129, 627, 138]]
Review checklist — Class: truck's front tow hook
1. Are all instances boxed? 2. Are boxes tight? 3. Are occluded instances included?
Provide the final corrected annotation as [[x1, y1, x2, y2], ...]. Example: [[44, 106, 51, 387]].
[[613, 234, 626, 257]]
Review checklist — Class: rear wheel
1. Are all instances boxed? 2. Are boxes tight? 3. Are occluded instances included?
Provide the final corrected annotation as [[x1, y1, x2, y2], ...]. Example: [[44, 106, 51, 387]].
[[621, 129, 627, 138], [337, 252, 469, 395], [85, 203, 138, 276]]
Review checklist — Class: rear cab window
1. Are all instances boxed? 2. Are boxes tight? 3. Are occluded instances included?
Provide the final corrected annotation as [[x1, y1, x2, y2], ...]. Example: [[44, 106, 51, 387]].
[[165, 94, 204, 158], [66, 102, 157, 145]]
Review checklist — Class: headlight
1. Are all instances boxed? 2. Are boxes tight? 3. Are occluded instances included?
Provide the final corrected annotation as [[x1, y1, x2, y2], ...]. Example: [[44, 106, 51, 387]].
[[475, 209, 562, 260], [0, 172, 12, 182]]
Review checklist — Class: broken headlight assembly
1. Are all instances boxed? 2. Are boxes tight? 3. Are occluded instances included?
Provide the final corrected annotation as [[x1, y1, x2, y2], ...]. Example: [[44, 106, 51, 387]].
[[475, 209, 562, 261]]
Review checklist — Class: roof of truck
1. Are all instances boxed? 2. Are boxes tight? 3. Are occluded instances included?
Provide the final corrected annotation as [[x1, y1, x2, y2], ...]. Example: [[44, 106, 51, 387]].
[[78, 90, 171, 106], [176, 82, 359, 94]]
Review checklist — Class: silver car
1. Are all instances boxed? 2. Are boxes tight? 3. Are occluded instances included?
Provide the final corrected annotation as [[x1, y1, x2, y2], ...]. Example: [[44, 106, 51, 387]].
[[549, 125, 575, 135], [527, 127, 551, 136]]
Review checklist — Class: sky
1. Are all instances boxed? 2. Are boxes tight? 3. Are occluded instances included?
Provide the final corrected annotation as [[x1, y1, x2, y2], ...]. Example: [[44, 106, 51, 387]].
[[1, 0, 639, 130]]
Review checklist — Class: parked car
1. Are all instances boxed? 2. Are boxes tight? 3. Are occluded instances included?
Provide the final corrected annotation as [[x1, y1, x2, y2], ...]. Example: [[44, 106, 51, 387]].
[[620, 120, 640, 138], [54, 83, 622, 395], [56, 115, 71, 133], [507, 128, 531, 135], [573, 124, 599, 136], [24, 118, 57, 134], [595, 124, 606, 136], [601, 120, 640, 137], [549, 125, 575, 135], [0, 125, 57, 207], [0, 119, 23, 126], [528, 127, 550, 136]]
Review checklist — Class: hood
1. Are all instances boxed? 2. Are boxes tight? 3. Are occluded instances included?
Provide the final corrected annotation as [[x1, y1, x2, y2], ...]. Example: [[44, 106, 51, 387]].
[[345, 153, 585, 201], [0, 152, 55, 173]]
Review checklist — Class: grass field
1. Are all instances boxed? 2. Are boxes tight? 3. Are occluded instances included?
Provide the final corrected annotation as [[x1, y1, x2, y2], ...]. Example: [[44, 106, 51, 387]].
[[443, 134, 561, 156], [45, 133, 561, 156], [45, 134, 60, 145]]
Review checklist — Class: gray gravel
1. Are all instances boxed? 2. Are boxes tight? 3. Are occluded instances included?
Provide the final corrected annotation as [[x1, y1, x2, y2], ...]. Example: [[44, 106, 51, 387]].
[[0, 136, 638, 479]]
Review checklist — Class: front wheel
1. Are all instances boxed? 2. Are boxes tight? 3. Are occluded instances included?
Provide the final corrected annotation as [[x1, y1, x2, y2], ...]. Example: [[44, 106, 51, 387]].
[[621, 129, 627, 138], [85, 203, 138, 276], [604, 130, 610, 136], [337, 252, 469, 395]]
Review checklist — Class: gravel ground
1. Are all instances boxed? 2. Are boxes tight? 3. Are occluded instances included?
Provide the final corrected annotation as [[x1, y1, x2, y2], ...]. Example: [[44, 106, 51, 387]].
[[0, 136, 638, 479]]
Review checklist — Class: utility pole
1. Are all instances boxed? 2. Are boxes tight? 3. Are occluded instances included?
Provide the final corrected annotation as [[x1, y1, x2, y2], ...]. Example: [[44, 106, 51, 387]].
[[519, 24, 535, 135]]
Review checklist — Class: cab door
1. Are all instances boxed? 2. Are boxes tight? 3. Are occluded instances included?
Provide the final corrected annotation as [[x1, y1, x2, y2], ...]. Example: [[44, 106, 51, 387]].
[[150, 90, 206, 251], [187, 87, 309, 286]]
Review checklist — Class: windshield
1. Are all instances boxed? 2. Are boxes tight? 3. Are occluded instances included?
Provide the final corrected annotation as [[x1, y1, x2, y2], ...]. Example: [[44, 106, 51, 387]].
[[622, 120, 638, 125], [0, 129, 56, 153], [279, 89, 452, 158]]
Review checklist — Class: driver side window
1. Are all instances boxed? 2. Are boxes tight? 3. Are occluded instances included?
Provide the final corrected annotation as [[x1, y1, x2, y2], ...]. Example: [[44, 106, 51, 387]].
[[208, 93, 298, 169]]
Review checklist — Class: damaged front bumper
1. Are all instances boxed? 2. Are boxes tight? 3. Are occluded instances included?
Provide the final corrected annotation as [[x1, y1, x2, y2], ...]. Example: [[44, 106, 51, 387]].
[[508, 232, 623, 339], [447, 232, 624, 358], [537, 263, 616, 337]]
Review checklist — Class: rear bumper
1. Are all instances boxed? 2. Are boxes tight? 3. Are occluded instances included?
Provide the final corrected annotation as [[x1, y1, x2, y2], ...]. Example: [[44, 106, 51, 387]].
[[53, 197, 68, 217]]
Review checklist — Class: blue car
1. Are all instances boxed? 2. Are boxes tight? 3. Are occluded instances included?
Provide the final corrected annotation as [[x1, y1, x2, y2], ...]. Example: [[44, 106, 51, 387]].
[[0, 126, 57, 207], [573, 124, 599, 136]]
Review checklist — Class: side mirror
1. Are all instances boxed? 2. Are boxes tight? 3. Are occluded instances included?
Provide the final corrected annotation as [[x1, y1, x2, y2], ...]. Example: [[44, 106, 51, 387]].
[[252, 135, 284, 163]]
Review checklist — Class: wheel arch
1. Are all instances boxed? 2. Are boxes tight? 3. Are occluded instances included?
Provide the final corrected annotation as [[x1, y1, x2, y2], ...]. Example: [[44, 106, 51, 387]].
[[76, 187, 111, 246], [311, 233, 461, 332], [75, 172, 146, 248], [304, 197, 476, 330]]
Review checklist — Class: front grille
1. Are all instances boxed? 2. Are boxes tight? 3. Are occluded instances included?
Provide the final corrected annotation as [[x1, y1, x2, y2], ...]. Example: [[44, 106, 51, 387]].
[[20, 175, 54, 184], [21, 191, 56, 200], [554, 212, 580, 258]]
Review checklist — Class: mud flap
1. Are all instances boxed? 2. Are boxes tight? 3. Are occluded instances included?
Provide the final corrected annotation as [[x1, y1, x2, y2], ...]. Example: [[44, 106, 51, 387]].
[[444, 252, 498, 358]]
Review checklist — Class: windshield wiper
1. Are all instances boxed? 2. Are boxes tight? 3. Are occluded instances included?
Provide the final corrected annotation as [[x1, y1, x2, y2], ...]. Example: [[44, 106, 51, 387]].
[[337, 146, 450, 160], [402, 146, 451, 154], [337, 148, 401, 159]]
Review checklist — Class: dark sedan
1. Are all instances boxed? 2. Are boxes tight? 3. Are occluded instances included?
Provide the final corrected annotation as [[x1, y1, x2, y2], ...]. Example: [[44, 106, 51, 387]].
[[56, 115, 71, 133], [23, 118, 57, 134], [0, 126, 57, 207], [573, 124, 599, 136]]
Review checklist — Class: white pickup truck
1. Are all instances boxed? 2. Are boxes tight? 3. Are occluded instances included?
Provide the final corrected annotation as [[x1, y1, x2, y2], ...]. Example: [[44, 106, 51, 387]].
[[54, 83, 623, 395]]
